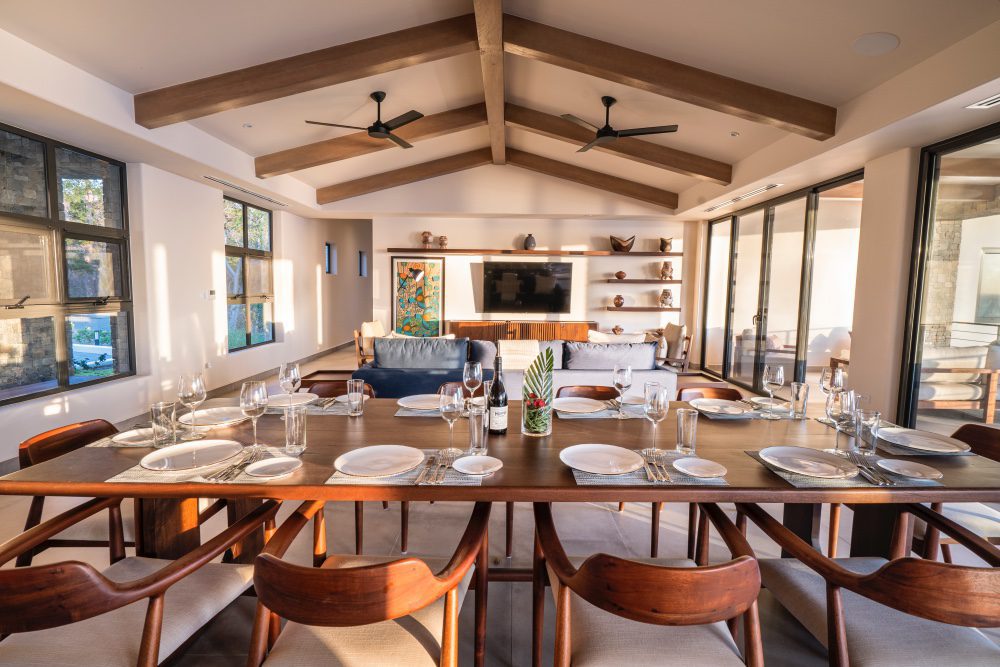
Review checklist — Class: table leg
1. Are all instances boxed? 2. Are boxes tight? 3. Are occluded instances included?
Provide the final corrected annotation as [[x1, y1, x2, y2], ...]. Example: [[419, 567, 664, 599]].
[[849, 504, 904, 558], [136, 498, 201, 559], [225, 498, 265, 564], [781, 504, 822, 557]]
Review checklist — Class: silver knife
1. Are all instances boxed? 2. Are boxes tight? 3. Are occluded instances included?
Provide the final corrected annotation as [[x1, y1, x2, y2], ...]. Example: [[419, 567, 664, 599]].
[[642, 457, 657, 482], [414, 455, 436, 485]]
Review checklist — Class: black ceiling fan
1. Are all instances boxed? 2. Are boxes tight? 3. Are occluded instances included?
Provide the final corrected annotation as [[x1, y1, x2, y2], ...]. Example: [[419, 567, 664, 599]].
[[562, 96, 678, 152], [305, 91, 423, 148]]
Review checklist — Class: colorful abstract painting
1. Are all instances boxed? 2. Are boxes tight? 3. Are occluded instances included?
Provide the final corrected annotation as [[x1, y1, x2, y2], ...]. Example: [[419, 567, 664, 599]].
[[391, 256, 445, 336]]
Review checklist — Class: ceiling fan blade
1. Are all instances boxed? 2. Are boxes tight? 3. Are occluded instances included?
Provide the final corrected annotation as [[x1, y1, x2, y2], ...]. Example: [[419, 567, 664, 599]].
[[616, 124, 679, 137], [561, 114, 599, 131], [386, 132, 414, 149], [384, 110, 423, 130], [305, 120, 367, 130], [576, 135, 616, 152]]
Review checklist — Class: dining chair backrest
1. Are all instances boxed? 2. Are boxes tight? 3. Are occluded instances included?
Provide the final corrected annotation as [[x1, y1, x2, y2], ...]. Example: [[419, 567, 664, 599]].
[[308, 381, 376, 399], [677, 387, 743, 402], [951, 423, 1000, 462], [437, 381, 484, 398], [556, 385, 619, 401], [18, 419, 117, 469]]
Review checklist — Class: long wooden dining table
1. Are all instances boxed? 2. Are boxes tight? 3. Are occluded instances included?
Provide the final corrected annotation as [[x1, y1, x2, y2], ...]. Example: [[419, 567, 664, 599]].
[[3, 400, 998, 563]]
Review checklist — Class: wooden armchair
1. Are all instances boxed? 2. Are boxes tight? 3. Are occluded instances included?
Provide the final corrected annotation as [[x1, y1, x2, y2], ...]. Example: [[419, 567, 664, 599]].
[[308, 380, 376, 398], [677, 386, 744, 402], [916, 366, 999, 424], [248, 500, 492, 667], [0, 497, 280, 666], [532, 502, 762, 667], [660, 334, 693, 372], [737, 502, 1000, 666]]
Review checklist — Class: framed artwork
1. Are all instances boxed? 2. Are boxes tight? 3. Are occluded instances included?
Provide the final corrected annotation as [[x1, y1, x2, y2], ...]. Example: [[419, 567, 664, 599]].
[[391, 256, 445, 336]]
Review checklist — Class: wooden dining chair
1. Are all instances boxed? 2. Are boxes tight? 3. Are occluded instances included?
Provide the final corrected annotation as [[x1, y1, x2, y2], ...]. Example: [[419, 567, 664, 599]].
[[532, 501, 763, 667], [248, 500, 492, 667], [677, 386, 744, 402], [555, 385, 619, 400], [738, 501, 1000, 666], [308, 380, 376, 398], [0, 497, 280, 666]]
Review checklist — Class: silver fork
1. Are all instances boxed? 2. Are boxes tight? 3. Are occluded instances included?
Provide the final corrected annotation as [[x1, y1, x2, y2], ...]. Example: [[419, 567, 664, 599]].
[[848, 452, 893, 486], [433, 452, 456, 484], [206, 449, 254, 482], [212, 448, 263, 482], [640, 448, 668, 482]]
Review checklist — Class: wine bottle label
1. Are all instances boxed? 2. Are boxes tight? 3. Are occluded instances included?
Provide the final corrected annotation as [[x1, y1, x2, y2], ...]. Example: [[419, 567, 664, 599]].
[[489, 406, 508, 431]]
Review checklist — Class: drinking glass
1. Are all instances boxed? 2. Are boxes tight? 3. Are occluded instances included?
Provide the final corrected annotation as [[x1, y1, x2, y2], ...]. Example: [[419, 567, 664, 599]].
[[150, 401, 176, 448], [676, 408, 699, 456], [468, 405, 487, 455], [284, 405, 307, 456], [278, 362, 301, 406], [177, 373, 207, 440], [463, 361, 483, 412], [643, 382, 669, 453], [240, 381, 268, 449], [837, 390, 860, 433], [761, 365, 785, 421], [819, 367, 845, 425], [855, 409, 881, 455], [612, 365, 633, 419], [790, 381, 809, 419], [346, 378, 365, 417], [439, 387, 464, 458]]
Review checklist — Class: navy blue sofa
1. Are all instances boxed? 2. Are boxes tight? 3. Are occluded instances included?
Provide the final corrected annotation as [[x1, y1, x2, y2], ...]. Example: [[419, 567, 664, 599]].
[[352, 337, 496, 399]]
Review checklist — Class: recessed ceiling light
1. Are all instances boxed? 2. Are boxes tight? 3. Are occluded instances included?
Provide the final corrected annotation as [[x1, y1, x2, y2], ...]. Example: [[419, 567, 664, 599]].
[[730, 131, 740, 137], [852, 32, 900, 56], [242, 122, 254, 129]]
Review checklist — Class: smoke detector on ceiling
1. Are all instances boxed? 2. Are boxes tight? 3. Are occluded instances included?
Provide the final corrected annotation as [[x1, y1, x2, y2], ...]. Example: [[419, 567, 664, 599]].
[[852, 32, 900, 56]]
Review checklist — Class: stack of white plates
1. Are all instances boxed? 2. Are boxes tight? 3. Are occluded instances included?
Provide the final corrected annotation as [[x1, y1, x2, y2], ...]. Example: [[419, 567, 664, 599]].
[[877, 427, 970, 454], [559, 444, 644, 475], [552, 397, 606, 414], [397, 395, 441, 411], [334, 445, 425, 477], [140, 440, 243, 471], [689, 398, 752, 419], [759, 446, 858, 478], [177, 406, 247, 429], [268, 392, 319, 407]]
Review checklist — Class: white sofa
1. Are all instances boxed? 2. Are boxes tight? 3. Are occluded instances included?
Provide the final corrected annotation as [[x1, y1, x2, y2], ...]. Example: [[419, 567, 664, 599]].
[[918, 344, 1000, 423]]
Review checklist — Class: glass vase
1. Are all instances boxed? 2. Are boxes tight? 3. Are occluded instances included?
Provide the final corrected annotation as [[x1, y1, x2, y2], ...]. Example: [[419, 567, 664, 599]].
[[521, 393, 553, 437]]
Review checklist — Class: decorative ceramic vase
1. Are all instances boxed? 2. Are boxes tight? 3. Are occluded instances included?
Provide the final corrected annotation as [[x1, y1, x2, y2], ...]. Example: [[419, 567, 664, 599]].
[[613, 294, 625, 308], [660, 261, 673, 280], [438, 235, 449, 249], [659, 237, 673, 252], [521, 348, 554, 437], [524, 234, 536, 250], [612, 325, 624, 335], [614, 270, 627, 280], [421, 231, 433, 249], [610, 235, 635, 253], [659, 289, 673, 308]]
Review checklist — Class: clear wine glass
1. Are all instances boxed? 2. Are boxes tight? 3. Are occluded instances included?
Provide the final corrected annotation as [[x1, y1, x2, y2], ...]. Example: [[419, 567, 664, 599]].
[[762, 365, 784, 421], [278, 363, 301, 407], [819, 367, 844, 425], [177, 373, 207, 440], [240, 380, 268, 450], [439, 387, 465, 459], [612, 365, 633, 420], [463, 361, 482, 412], [643, 382, 669, 454]]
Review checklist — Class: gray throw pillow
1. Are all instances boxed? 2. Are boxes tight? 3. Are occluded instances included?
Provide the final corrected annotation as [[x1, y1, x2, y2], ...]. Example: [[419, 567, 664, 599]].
[[469, 340, 498, 367], [563, 342, 657, 370], [373, 337, 469, 369]]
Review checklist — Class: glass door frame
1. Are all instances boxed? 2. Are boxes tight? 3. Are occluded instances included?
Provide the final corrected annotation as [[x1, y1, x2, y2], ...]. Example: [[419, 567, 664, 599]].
[[700, 170, 864, 393]]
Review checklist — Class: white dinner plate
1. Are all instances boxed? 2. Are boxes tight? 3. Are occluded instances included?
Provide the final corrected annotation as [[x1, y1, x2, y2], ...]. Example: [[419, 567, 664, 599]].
[[621, 394, 645, 406], [552, 397, 607, 414], [397, 394, 442, 411], [877, 427, 971, 454], [334, 445, 425, 477], [673, 457, 728, 478], [245, 456, 303, 479], [559, 444, 644, 475], [759, 446, 858, 479], [268, 392, 318, 407], [111, 428, 155, 447], [749, 396, 791, 412], [876, 458, 943, 480], [334, 394, 371, 403], [453, 455, 503, 476], [177, 406, 247, 427], [140, 439, 243, 471], [689, 398, 750, 416]]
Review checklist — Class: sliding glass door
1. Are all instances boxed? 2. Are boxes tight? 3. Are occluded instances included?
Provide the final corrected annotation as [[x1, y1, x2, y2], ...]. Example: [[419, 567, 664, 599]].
[[703, 219, 732, 375], [729, 210, 766, 387]]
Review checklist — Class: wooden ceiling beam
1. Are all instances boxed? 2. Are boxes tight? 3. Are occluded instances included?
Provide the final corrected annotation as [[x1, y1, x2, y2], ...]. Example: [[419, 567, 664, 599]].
[[503, 14, 836, 140], [505, 103, 731, 184], [506, 148, 677, 209], [255, 103, 487, 177], [134, 14, 479, 128], [473, 0, 506, 164], [316, 148, 493, 204]]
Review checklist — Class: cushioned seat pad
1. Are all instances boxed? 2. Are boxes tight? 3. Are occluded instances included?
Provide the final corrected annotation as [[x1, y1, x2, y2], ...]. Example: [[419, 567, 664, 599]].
[[760, 557, 1000, 666], [263, 555, 474, 666], [0, 556, 252, 666], [913, 502, 1000, 539], [546, 557, 746, 666]]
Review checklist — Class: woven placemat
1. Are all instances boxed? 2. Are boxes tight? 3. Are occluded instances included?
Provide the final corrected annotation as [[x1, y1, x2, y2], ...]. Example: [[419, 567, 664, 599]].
[[105, 448, 293, 485], [745, 451, 942, 488]]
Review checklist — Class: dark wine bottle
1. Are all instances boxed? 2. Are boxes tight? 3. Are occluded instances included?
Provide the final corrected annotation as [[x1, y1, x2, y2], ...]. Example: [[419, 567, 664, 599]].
[[488, 356, 508, 435]]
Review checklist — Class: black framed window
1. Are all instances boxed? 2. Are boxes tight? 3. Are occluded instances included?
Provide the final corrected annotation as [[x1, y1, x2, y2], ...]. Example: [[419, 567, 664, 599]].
[[225, 197, 274, 351], [0, 122, 134, 405]]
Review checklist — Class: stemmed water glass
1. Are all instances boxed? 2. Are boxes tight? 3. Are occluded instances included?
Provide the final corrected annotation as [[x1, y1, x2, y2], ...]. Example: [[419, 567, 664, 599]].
[[642, 382, 669, 454], [177, 373, 207, 440], [762, 365, 784, 421], [819, 367, 845, 425], [463, 361, 482, 412], [612, 365, 633, 419], [240, 380, 268, 450], [439, 386, 465, 459], [278, 363, 301, 407]]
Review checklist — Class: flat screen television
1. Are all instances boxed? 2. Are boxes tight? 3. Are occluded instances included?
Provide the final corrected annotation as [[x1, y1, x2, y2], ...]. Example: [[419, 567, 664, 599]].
[[482, 261, 572, 313]]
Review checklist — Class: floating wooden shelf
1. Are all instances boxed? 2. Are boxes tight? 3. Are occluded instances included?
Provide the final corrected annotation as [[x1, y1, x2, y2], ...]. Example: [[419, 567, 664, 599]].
[[387, 247, 682, 257], [606, 306, 681, 312], [604, 279, 682, 284]]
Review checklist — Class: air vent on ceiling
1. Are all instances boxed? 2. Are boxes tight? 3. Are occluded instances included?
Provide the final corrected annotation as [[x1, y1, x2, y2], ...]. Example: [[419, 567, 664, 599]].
[[203, 176, 288, 207], [703, 183, 782, 213], [966, 93, 1000, 110]]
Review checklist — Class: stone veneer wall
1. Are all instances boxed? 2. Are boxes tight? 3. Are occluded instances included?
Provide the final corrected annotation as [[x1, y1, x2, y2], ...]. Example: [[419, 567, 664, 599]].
[[0, 316, 56, 389], [0, 129, 47, 218]]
